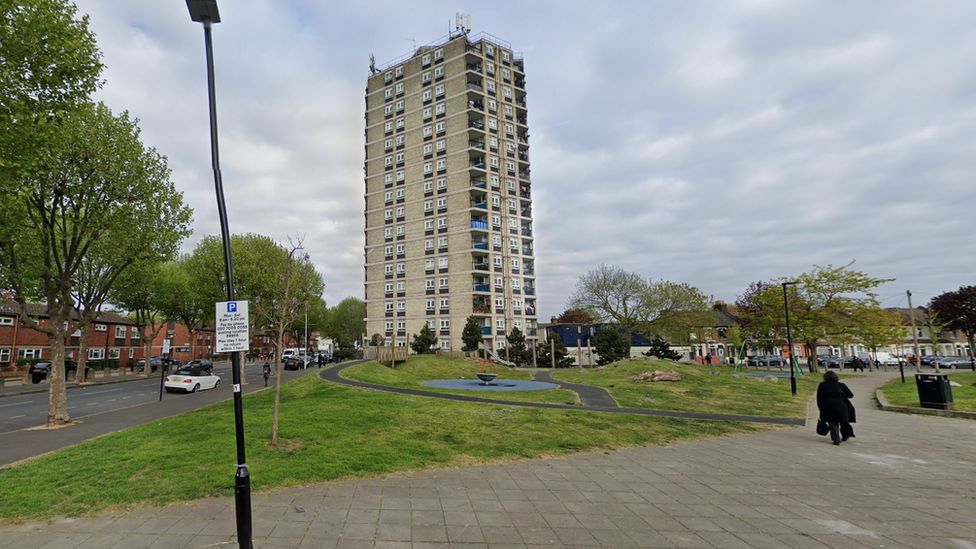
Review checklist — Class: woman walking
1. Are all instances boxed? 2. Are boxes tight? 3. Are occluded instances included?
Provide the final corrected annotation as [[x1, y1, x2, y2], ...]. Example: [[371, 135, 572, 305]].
[[817, 370, 855, 445]]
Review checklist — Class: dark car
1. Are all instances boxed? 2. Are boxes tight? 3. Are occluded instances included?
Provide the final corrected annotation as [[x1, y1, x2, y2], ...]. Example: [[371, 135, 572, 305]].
[[134, 356, 162, 373], [747, 355, 785, 368], [282, 356, 309, 371], [920, 355, 941, 367], [29, 359, 85, 384], [182, 359, 213, 369]]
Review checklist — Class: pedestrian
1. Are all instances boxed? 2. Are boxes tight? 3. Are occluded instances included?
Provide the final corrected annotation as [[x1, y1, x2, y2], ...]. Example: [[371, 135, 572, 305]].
[[317, 352, 324, 368], [705, 353, 712, 365], [262, 362, 271, 387], [816, 370, 855, 445]]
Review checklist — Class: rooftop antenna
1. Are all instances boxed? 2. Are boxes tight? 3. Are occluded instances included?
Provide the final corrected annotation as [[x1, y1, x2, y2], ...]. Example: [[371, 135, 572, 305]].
[[455, 12, 471, 35], [368, 52, 377, 75]]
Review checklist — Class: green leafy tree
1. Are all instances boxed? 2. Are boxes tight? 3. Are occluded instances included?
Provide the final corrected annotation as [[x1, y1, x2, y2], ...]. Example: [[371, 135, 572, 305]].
[[594, 328, 630, 365], [507, 327, 531, 366], [736, 263, 893, 372], [554, 307, 597, 324], [849, 306, 904, 361], [538, 332, 573, 368], [157, 257, 210, 362], [570, 264, 711, 342], [0, 103, 191, 426], [930, 286, 976, 362], [111, 260, 171, 376], [323, 297, 366, 353], [461, 316, 483, 352], [725, 325, 745, 361], [643, 337, 681, 361], [411, 325, 437, 354]]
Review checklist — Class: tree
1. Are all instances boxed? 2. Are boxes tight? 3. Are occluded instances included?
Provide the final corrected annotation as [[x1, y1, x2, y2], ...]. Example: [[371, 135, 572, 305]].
[[157, 257, 210, 362], [924, 309, 947, 357], [848, 306, 904, 362], [725, 325, 745, 362], [411, 325, 437, 354], [249, 239, 324, 448], [111, 260, 171, 376], [538, 332, 573, 368], [0, 103, 191, 426], [570, 264, 711, 341], [736, 263, 893, 372], [323, 297, 366, 353], [594, 328, 630, 365], [461, 316, 483, 352], [643, 337, 681, 361], [507, 327, 531, 366], [554, 307, 597, 324], [930, 286, 976, 362]]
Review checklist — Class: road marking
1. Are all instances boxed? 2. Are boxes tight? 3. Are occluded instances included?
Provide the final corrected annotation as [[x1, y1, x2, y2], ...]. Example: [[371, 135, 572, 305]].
[[87, 402, 99, 406], [0, 401, 32, 409], [9, 415, 24, 419]]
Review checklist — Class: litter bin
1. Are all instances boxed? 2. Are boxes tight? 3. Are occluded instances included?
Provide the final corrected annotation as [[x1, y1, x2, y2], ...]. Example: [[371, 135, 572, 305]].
[[915, 373, 953, 410]]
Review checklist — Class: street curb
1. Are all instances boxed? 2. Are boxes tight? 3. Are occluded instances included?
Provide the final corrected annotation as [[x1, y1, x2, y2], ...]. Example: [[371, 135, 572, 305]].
[[0, 374, 153, 399], [875, 389, 976, 420]]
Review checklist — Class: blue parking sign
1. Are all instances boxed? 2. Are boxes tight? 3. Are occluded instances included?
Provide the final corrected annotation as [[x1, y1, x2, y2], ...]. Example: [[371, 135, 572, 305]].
[[227, 302, 237, 313]]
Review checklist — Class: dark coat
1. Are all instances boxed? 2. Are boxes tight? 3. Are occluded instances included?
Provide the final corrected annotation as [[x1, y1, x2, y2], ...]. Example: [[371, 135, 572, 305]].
[[817, 380, 854, 423]]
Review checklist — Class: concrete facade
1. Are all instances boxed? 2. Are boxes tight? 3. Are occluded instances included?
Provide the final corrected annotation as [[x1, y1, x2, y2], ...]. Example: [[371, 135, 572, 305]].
[[363, 31, 538, 352]]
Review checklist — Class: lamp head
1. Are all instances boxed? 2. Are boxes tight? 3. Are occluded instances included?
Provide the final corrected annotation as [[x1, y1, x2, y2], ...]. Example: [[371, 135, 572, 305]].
[[186, 0, 220, 23]]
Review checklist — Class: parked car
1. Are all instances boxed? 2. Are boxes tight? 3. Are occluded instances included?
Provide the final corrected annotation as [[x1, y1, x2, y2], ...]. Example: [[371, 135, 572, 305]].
[[935, 356, 973, 369], [164, 363, 220, 393], [182, 359, 213, 369], [134, 356, 162, 373], [920, 355, 941, 367], [283, 356, 311, 371], [29, 359, 86, 384], [747, 355, 785, 368]]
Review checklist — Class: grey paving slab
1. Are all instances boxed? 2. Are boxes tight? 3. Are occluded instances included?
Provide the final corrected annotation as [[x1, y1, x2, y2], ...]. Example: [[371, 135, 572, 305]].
[[3, 371, 976, 548]]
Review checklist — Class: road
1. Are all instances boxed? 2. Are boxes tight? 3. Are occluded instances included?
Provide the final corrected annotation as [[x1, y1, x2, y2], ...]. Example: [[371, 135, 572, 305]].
[[0, 360, 316, 466]]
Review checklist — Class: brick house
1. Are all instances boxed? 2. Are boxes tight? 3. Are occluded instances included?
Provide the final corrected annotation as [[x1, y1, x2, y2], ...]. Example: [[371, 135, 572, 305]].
[[145, 321, 216, 363], [0, 301, 141, 371]]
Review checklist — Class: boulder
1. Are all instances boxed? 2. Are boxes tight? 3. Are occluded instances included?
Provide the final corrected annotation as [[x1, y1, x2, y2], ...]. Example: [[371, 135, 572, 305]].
[[634, 370, 681, 383]]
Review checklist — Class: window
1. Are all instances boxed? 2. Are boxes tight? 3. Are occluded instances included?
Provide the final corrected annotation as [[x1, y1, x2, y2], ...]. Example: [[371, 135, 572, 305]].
[[438, 257, 448, 269], [423, 107, 432, 120], [384, 227, 393, 238], [435, 102, 446, 115], [395, 152, 404, 163], [496, 318, 506, 330], [427, 319, 436, 329], [508, 198, 517, 209], [439, 298, 449, 309], [434, 66, 444, 78], [488, 99, 497, 112], [495, 276, 504, 287], [384, 88, 393, 99], [513, 299, 522, 311], [434, 48, 443, 60], [490, 174, 500, 187], [493, 256, 503, 267], [0, 348, 10, 363], [503, 86, 512, 99], [508, 179, 517, 190], [384, 155, 393, 167], [439, 276, 449, 288], [503, 68, 511, 80], [0, 317, 13, 327], [396, 170, 404, 181], [440, 319, 450, 330], [436, 197, 447, 209], [426, 299, 435, 310], [425, 238, 434, 250], [510, 238, 519, 249], [384, 245, 393, 256], [422, 54, 431, 65], [395, 117, 404, 129], [395, 66, 403, 77], [435, 84, 445, 97], [511, 258, 520, 269], [423, 125, 433, 137], [395, 206, 404, 217], [395, 135, 405, 147], [384, 208, 393, 219], [89, 348, 105, 360], [394, 83, 403, 95], [384, 173, 393, 184], [423, 180, 433, 192], [424, 200, 433, 211], [440, 340, 451, 351], [18, 348, 42, 359], [437, 177, 447, 189], [94, 323, 107, 332], [396, 188, 405, 199], [423, 162, 433, 174], [422, 70, 431, 82], [436, 139, 446, 152], [436, 159, 446, 171], [396, 300, 405, 310], [396, 224, 405, 235], [514, 319, 523, 329], [131, 326, 140, 335], [384, 104, 393, 116], [492, 234, 501, 245], [385, 301, 394, 311], [486, 61, 495, 73], [490, 156, 499, 167], [426, 278, 435, 289], [495, 297, 505, 309], [423, 144, 433, 155], [511, 277, 521, 289], [384, 282, 393, 293], [384, 191, 393, 202], [425, 258, 434, 270], [488, 117, 497, 129], [396, 262, 405, 273], [486, 44, 494, 55], [508, 218, 518, 229], [384, 121, 393, 132], [422, 89, 432, 102], [424, 219, 434, 230], [491, 215, 501, 226], [108, 348, 120, 360], [395, 244, 405, 254], [435, 121, 445, 133], [437, 217, 447, 228], [384, 264, 393, 274], [384, 138, 393, 149], [397, 320, 405, 330], [502, 51, 510, 62], [385, 321, 393, 331], [505, 123, 514, 136], [504, 105, 513, 117]]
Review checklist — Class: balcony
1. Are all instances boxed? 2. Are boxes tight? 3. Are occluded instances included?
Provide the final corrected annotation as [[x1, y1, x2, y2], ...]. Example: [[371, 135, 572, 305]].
[[468, 119, 485, 130], [466, 63, 482, 73], [473, 283, 490, 292], [524, 287, 535, 296], [522, 246, 533, 256], [467, 99, 484, 111], [520, 207, 532, 217], [472, 179, 487, 189], [471, 220, 488, 230], [520, 227, 532, 236], [473, 241, 488, 250], [481, 326, 492, 335], [471, 200, 487, 209], [469, 140, 485, 150], [473, 263, 490, 271]]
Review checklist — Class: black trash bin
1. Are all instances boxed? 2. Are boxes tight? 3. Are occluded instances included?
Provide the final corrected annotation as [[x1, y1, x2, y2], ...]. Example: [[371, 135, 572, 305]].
[[915, 373, 953, 410]]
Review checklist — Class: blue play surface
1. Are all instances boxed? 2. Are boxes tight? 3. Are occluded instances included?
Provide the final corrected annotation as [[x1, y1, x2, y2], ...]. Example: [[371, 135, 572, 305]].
[[424, 379, 557, 391], [739, 371, 794, 378]]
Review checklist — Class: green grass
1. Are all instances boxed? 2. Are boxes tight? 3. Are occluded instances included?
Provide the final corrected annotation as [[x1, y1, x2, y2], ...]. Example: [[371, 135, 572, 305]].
[[880, 372, 976, 411], [342, 355, 579, 405], [553, 358, 818, 417], [0, 371, 763, 522]]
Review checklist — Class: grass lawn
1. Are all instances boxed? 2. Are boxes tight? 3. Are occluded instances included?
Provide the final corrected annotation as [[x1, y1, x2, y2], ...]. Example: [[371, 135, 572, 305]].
[[880, 371, 976, 411], [0, 371, 763, 522], [553, 358, 819, 417], [342, 355, 579, 405]]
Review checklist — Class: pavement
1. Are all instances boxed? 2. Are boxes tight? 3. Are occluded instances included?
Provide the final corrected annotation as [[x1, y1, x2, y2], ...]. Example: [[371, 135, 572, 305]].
[[2, 371, 975, 548]]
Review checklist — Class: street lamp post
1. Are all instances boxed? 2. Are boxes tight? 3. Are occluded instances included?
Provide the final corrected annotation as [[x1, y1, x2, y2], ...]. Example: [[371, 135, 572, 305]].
[[185, 2, 252, 548], [782, 281, 798, 396]]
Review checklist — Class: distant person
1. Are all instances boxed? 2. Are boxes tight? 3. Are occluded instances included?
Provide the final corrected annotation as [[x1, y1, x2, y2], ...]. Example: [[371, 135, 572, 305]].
[[705, 353, 712, 365], [817, 370, 855, 445], [317, 353, 324, 368], [852, 356, 865, 372], [262, 362, 271, 387]]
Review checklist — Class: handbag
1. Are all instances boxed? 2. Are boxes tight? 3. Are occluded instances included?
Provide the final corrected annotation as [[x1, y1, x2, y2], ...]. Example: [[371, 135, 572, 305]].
[[816, 419, 829, 436]]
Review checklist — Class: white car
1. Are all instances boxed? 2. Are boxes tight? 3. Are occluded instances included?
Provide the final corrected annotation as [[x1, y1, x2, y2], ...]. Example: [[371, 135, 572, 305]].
[[164, 364, 221, 393]]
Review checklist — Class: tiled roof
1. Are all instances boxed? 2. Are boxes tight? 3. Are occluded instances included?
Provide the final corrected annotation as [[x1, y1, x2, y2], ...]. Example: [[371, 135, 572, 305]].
[[0, 300, 136, 325]]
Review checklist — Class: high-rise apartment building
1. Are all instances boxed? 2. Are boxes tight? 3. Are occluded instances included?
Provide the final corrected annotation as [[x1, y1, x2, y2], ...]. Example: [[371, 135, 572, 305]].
[[363, 30, 538, 353]]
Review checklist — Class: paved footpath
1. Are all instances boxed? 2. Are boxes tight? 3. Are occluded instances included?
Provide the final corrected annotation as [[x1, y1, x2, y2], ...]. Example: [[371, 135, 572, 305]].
[[2, 372, 975, 548]]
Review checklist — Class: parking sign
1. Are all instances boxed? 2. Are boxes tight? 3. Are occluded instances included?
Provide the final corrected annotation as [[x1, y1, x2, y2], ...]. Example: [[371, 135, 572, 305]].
[[216, 300, 249, 352]]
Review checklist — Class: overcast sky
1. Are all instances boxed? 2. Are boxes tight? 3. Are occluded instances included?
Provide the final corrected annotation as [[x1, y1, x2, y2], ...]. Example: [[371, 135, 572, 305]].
[[74, 0, 976, 319]]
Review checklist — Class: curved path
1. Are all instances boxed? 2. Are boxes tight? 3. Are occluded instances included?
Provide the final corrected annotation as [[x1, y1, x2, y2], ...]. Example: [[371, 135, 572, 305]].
[[320, 361, 804, 426], [531, 369, 618, 408]]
